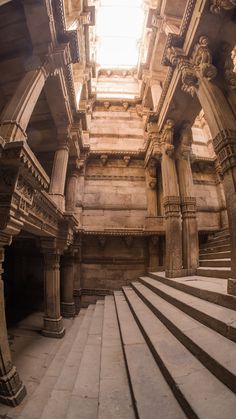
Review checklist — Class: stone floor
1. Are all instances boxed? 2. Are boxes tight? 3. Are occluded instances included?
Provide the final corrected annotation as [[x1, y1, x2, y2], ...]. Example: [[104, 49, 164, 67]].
[[0, 312, 74, 419]]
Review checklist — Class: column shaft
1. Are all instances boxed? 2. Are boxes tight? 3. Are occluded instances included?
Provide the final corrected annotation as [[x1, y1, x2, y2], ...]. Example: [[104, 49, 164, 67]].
[[0, 67, 47, 141], [197, 77, 236, 292], [0, 247, 26, 406], [161, 151, 182, 277], [42, 252, 65, 338], [49, 143, 69, 211], [61, 253, 76, 318], [176, 144, 198, 273]]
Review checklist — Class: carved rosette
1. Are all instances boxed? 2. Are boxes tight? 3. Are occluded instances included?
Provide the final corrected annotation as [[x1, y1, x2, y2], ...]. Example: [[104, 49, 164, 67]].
[[213, 129, 236, 174], [181, 197, 197, 219], [163, 196, 181, 218]]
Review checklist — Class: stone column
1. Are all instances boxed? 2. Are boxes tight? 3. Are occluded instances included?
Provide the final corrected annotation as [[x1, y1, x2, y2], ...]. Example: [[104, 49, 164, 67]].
[[161, 120, 183, 277], [145, 158, 158, 217], [41, 240, 65, 338], [65, 159, 83, 213], [197, 74, 236, 293], [0, 65, 47, 142], [61, 249, 76, 318], [150, 80, 162, 111], [73, 242, 81, 314], [176, 123, 199, 273], [49, 137, 69, 211], [0, 242, 26, 406]]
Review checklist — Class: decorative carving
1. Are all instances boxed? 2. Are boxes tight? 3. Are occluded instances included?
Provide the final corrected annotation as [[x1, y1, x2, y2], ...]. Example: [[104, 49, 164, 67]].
[[161, 119, 175, 156], [232, 45, 236, 73], [104, 101, 110, 110], [210, 0, 236, 13], [100, 154, 108, 166], [192, 36, 217, 80], [98, 236, 106, 248], [163, 196, 181, 218], [167, 36, 217, 97], [179, 121, 193, 159], [122, 102, 129, 111], [213, 129, 236, 174], [218, 43, 236, 89], [147, 158, 157, 178], [149, 179, 157, 190], [123, 155, 131, 166], [123, 236, 133, 247], [181, 197, 197, 219]]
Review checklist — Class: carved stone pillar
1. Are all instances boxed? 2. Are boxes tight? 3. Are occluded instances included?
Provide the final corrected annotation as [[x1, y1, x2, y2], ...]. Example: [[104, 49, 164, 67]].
[[197, 77, 236, 293], [41, 240, 65, 338], [169, 36, 236, 292], [61, 249, 76, 318], [65, 159, 84, 213], [0, 66, 47, 142], [160, 120, 182, 277], [145, 158, 158, 217], [0, 241, 26, 406], [73, 242, 81, 314], [176, 124, 199, 273], [49, 137, 69, 211]]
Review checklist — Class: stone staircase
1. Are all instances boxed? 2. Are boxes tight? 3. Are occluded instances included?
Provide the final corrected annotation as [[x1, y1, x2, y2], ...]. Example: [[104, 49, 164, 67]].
[[13, 270, 236, 419], [197, 228, 231, 279]]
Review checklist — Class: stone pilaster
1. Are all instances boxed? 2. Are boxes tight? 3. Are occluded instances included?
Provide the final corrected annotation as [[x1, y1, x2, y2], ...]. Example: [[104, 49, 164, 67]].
[[0, 242, 26, 406], [65, 159, 84, 213], [61, 249, 76, 318], [176, 124, 199, 273], [41, 240, 65, 338], [160, 120, 183, 277], [0, 64, 48, 142], [49, 135, 70, 211], [163, 196, 183, 277], [145, 158, 158, 217]]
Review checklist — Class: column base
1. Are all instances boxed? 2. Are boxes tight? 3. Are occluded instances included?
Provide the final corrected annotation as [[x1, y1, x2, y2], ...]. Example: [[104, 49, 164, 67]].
[[61, 302, 76, 318], [0, 365, 26, 406], [227, 278, 236, 295], [74, 289, 81, 315], [42, 316, 65, 339], [165, 268, 188, 278]]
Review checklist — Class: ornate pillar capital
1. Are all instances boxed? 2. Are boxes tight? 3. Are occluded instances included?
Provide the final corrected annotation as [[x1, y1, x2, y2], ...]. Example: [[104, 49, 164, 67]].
[[210, 0, 236, 14], [163, 196, 181, 218], [160, 119, 175, 157]]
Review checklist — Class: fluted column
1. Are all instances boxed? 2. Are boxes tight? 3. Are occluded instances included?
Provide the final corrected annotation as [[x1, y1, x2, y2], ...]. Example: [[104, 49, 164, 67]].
[[49, 136, 69, 211], [41, 239, 65, 338], [61, 249, 76, 318], [0, 241, 26, 406], [0, 65, 47, 142], [161, 120, 183, 277], [176, 123, 199, 273]]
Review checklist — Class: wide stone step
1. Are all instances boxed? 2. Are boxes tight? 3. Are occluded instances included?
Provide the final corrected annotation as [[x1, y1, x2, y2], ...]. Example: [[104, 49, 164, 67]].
[[98, 295, 135, 419], [200, 244, 230, 253], [213, 228, 229, 238], [39, 306, 95, 419], [197, 267, 230, 279], [131, 282, 236, 393], [149, 272, 236, 311], [199, 259, 231, 268], [199, 250, 231, 260], [114, 291, 186, 419], [200, 237, 230, 249], [123, 286, 236, 419], [17, 309, 88, 419], [139, 276, 236, 341], [65, 301, 104, 419]]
